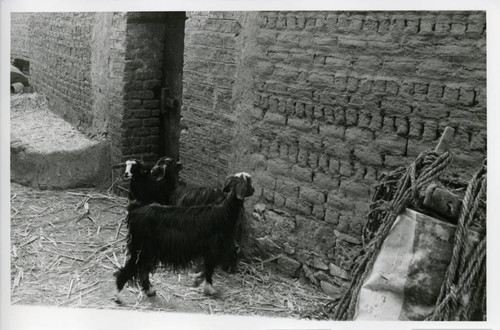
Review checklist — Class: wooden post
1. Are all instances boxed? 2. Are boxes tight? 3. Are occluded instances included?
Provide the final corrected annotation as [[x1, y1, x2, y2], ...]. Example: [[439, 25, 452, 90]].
[[435, 126, 455, 154]]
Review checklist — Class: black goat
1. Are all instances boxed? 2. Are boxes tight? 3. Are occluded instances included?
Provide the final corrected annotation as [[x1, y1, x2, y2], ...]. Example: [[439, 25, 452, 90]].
[[114, 159, 173, 205], [151, 157, 241, 272], [114, 172, 254, 303]]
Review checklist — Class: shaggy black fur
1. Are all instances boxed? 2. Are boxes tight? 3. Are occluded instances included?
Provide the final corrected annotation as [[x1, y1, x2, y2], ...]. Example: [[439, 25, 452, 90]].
[[151, 157, 240, 272], [114, 173, 254, 301]]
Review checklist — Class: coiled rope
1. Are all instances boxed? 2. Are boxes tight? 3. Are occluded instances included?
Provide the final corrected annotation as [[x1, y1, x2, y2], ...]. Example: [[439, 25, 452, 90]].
[[327, 148, 452, 320], [426, 159, 486, 321]]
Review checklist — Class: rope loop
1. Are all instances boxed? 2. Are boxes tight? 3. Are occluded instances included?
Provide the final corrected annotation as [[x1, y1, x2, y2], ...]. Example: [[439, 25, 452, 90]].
[[327, 149, 485, 321]]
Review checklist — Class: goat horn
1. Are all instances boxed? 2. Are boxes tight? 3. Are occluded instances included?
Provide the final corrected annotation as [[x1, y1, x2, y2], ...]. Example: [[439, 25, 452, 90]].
[[112, 162, 126, 169]]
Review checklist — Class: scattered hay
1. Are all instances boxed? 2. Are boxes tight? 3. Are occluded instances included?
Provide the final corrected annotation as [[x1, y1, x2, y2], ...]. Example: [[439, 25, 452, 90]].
[[10, 183, 330, 319]]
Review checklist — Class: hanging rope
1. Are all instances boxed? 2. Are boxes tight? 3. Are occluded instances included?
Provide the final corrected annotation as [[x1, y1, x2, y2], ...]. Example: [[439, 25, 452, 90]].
[[426, 159, 486, 321], [326, 148, 452, 320]]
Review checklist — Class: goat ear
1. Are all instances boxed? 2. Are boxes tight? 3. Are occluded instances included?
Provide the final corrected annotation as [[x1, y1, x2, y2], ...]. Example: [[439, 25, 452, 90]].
[[154, 164, 166, 181], [223, 175, 234, 192], [235, 178, 248, 200]]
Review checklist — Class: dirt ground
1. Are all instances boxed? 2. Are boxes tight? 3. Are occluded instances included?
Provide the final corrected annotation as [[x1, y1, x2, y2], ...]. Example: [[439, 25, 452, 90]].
[[10, 182, 332, 319]]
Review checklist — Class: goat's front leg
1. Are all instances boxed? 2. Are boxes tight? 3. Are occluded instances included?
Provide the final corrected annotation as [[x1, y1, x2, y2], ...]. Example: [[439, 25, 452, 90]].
[[114, 255, 138, 304]]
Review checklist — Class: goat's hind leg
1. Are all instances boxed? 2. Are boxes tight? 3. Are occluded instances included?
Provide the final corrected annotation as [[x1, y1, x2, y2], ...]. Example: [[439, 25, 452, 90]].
[[202, 258, 217, 296], [192, 263, 205, 287]]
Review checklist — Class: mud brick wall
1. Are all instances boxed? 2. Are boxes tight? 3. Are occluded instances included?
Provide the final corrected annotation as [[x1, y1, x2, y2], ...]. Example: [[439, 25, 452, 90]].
[[10, 13, 30, 62], [180, 12, 242, 187], [21, 13, 97, 136], [10, 12, 129, 143], [10, 12, 165, 170], [181, 11, 486, 293], [116, 13, 167, 165], [93, 12, 127, 163]]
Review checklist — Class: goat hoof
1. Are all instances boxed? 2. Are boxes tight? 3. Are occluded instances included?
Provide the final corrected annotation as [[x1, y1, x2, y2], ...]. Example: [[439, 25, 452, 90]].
[[145, 289, 156, 297], [203, 283, 217, 296], [114, 293, 124, 305]]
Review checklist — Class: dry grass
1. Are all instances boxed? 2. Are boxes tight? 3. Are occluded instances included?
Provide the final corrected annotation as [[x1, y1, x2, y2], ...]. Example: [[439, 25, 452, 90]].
[[10, 182, 330, 319]]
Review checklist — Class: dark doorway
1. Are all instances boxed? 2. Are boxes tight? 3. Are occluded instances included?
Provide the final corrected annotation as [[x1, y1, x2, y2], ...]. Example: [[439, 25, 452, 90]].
[[160, 12, 186, 161]]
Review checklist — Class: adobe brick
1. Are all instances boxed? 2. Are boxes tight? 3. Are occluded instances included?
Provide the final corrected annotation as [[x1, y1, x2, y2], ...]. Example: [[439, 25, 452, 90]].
[[300, 186, 326, 204], [274, 193, 286, 208], [143, 100, 160, 109], [386, 81, 399, 95], [450, 22, 466, 34], [414, 83, 429, 95], [328, 159, 340, 175], [314, 172, 339, 190], [131, 109, 151, 118], [345, 109, 358, 126], [376, 134, 407, 156], [297, 149, 307, 166], [267, 159, 290, 177], [405, 19, 419, 33], [262, 188, 275, 203], [339, 161, 352, 177], [420, 16, 435, 33], [435, 18, 451, 33], [443, 86, 459, 102], [459, 88, 475, 106], [131, 127, 152, 137], [288, 118, 314, 133], [372, 79, 386, 94], [279, 144, 289, 160], [354, 146, 383, 166], [312, 204, 325, 220], [427, 84, 444, 99], [325, 56, 348, 69], [254, 171, 276, 190], [376, 18, 390, 33], [324, 208, 340, 225], [297, 200, 313, 215], [358, 80, 373, 94], [466, 17, 485, 34], [142, 118, 160, 127], [308, 153, 319, 169], [291, 164, 313, 182], [305, 17, 317, 29], [382, 116, 395, 133], [288, 145, 299, 163], [345, 127, 374, 144], [362, 18, 378, 32], [340, 180, 370, 199], [333, 107, 346, 125], [326, 192, 353, 211], [390, 17, 406, 31], [395, 117, 409, 136]]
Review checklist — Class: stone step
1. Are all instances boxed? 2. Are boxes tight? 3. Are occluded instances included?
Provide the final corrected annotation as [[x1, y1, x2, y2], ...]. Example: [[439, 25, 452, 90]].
[[10, 93, 110, 189]]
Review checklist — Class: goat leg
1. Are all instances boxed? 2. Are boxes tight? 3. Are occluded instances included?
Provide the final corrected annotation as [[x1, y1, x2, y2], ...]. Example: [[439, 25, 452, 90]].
[[114, 257, 138, 304], [139, 270, 156, 297], [202, 257, 217, 296]]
